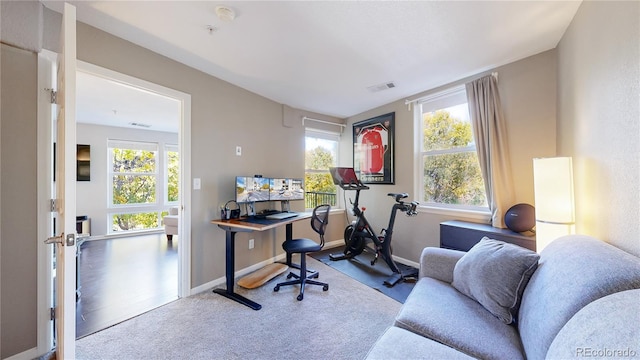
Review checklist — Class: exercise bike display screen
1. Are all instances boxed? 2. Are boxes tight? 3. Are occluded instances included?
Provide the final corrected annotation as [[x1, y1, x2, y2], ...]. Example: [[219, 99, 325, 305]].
[[329, 167, 360, 185]]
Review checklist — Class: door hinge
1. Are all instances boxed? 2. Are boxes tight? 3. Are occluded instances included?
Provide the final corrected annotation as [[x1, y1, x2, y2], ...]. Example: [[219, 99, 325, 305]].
[[49, 199, 58, 212], [44, 88, 57, 104], [50, 307, 56, 320]]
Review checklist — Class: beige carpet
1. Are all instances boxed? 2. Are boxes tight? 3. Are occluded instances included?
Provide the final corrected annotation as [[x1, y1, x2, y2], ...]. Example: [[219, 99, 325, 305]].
[[76, 256, 402, 360]]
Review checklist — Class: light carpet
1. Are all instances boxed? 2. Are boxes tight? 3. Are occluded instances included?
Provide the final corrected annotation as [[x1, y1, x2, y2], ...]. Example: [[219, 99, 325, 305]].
[[76, 257, 402, 360]]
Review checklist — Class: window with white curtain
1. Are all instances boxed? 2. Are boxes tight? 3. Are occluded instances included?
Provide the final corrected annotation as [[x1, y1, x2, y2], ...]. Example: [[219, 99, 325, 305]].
[[415, 86, 488, 211]]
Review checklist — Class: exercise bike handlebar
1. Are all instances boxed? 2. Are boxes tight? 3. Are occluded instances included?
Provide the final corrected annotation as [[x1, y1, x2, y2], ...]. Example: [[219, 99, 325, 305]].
[[338, 180, 369, 191]]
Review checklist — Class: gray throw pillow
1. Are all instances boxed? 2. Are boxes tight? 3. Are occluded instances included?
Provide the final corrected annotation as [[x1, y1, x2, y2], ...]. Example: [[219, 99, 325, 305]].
[[452, 237, 540, 324]]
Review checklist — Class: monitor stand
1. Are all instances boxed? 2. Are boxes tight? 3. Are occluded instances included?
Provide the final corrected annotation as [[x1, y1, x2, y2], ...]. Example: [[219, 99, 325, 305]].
[[280, 200, 290, 213], [246, 202, 256, 216]]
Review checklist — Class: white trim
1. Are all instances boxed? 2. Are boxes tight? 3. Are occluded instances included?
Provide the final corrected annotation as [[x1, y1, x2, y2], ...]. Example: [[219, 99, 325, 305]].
[[36, 49, 57, 357], [405, 84, 466, 107], [418, 205, 491, 223], [302, 116, 346, 133]]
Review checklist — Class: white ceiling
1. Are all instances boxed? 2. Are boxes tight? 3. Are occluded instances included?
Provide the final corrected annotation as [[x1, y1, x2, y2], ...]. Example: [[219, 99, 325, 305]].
[[43, 1, 581, 132]]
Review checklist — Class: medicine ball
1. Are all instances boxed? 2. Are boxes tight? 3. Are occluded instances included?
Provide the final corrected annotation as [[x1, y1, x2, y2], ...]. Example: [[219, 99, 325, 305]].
[[504, 203, 535, 233]]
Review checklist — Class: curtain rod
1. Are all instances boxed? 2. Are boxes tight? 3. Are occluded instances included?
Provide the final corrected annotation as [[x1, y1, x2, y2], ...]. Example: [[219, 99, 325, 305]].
[[302, 116, 346, 133], [404, 72, 498, 110]]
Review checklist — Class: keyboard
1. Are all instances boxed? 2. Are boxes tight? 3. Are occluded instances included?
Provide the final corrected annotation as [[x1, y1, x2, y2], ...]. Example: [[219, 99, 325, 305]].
[[266, 212, 299, 220]]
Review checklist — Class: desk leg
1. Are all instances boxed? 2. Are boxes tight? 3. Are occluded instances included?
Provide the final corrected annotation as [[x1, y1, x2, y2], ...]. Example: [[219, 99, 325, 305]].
[[285, 223, 293, 266], [212, 230, 262, 310]]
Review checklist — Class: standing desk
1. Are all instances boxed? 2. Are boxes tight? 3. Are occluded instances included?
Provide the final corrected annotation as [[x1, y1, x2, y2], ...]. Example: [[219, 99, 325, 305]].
[[211, 212, 312, 310]]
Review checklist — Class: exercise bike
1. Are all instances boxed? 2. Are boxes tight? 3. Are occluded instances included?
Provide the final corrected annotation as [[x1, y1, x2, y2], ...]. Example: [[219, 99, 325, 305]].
[[328, 167, 419, 287]]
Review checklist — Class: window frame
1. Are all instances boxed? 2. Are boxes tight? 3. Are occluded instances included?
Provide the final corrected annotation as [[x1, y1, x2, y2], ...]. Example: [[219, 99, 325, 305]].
[[107, 139, 165, 234], [413, 86, 490, 219]]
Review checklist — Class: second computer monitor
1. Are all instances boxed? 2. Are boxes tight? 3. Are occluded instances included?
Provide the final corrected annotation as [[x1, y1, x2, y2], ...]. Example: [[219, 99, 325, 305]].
[[269, 178, 304, 201]]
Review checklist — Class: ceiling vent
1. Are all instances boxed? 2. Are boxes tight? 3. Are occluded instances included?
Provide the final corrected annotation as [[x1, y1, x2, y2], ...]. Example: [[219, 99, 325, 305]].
[[129, 122, 152, 128], [367, 82, 396, 93]]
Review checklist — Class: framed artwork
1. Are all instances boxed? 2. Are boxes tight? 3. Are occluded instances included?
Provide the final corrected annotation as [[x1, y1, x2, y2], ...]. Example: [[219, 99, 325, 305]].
[[353, 112, 395, 184]]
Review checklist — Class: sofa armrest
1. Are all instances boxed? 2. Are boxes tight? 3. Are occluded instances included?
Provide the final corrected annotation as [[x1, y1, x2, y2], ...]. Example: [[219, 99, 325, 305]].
[[419, 247, 465, 283]]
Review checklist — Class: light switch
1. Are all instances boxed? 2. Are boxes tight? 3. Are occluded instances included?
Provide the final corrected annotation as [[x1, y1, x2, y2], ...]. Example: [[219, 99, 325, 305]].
[[236, 146, 242, 156], [193, 178, 201, 190]]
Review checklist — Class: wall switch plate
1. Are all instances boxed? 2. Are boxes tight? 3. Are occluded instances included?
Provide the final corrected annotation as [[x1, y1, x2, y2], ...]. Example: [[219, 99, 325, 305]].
[[236, 146, 242, 156], [248, 239, 254, 249], [193, 178, 201, 190]]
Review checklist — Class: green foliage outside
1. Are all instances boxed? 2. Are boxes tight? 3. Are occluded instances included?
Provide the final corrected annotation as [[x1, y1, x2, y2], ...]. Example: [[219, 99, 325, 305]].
[[423, 110, 487, 206], [112, 212, 158, 231], [167, 151, 179, 202], [112, 148, 159, 231], [305, 145, 337, 207]]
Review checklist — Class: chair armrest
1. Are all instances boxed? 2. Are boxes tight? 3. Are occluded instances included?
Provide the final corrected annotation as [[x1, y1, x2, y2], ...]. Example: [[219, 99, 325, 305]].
[[419, 247, 466, 283]]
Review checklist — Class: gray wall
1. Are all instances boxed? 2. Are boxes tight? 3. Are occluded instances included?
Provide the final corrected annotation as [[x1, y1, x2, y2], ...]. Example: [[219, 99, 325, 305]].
[[556, 1, 640, 256], [341, 49, 558, 261], [0, 43, 39, 359]]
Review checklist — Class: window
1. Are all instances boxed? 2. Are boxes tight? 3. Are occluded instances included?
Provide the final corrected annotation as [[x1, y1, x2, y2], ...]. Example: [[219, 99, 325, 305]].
[[416, 86, 488, 211], [165, 144, 179, 204], [305, 130, 339, 209], [108, 140, 161, 233]]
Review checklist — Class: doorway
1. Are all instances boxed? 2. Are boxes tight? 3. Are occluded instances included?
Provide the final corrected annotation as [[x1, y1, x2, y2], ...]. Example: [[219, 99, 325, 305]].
[[76, 61, 189, 337], [37, 56, 192, 350]]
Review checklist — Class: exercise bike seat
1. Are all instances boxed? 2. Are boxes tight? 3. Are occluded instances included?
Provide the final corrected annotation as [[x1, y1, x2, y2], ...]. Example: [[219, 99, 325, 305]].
[[387, 193, 409, 202]]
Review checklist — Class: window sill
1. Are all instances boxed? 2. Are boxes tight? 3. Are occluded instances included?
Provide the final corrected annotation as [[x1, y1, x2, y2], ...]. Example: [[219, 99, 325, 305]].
[[418, 205, 491, 223]]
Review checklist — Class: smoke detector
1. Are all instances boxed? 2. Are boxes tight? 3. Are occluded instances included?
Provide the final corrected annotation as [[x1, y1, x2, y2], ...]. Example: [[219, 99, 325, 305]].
[[215, 5, 236, 22]]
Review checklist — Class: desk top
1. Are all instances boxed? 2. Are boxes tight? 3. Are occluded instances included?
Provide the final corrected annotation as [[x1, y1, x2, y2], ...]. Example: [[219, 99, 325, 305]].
[[211, 212, 312, 232]]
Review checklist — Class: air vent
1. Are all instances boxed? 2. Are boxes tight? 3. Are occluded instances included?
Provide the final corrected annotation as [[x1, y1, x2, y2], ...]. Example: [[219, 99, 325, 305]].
[[367, 82, 396, 93], [129, 122, 152, 128]]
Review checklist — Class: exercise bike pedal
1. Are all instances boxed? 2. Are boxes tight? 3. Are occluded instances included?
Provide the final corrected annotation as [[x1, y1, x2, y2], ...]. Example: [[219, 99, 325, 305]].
[[329, 252, 354, 261], [383, 273, 403, 287]]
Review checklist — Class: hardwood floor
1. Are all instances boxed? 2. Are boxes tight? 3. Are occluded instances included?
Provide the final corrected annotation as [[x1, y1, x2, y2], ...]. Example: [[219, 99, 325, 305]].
[[76, 233, 178, 338]]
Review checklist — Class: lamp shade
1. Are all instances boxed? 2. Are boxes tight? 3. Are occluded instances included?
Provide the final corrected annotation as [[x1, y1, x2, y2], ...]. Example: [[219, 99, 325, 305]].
[[533, 157, 575, 252]]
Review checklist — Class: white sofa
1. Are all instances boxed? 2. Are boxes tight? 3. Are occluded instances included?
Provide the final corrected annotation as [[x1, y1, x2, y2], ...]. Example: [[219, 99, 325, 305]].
[[163, 207, 179, 241]]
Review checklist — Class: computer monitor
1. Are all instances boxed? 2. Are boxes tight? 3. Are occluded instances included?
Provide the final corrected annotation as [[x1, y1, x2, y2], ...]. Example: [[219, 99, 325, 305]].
[[269, 178, 305, 201], [235, 176, 270, 203]]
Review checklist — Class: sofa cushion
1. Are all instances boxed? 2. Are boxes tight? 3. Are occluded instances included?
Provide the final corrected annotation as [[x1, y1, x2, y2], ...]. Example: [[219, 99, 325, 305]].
[[452, 237, 539, 324], [395, 277, 525, 360], [365, 326, 475, 360], [518, 235, 640, 360], [546, 289, 640, 359]]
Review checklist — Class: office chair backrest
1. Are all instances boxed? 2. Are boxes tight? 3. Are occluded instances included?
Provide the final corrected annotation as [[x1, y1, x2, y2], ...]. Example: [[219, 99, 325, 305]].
[[311, 204, 331, 245]]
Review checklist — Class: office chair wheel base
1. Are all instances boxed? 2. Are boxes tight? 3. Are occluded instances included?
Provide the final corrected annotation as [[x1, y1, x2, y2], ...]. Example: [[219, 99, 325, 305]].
[[274, 285, 280, 292], [297, 294, 303, 301], [323, 284, 329, 291]]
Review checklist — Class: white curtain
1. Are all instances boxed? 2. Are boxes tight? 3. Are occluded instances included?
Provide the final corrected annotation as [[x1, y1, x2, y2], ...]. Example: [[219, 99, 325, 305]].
[[466, 74, 515, 228]]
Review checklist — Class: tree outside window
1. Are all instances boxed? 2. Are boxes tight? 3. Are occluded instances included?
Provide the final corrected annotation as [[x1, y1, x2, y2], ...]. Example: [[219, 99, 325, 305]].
[[420, 96, 488, 209], [305, 133, 338, 208], [166, 145, 179, 203]]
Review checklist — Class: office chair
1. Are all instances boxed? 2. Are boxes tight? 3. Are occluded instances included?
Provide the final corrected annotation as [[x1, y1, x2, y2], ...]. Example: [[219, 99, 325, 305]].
[[274, 204, 331, 301]]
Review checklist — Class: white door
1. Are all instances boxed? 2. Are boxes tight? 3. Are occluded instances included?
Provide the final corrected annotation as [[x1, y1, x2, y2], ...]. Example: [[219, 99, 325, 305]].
[[46, 3, 78, 358]]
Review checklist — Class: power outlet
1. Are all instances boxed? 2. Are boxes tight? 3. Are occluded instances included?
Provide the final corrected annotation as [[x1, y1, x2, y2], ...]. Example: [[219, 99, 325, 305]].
[[248, 238, 254, 249]]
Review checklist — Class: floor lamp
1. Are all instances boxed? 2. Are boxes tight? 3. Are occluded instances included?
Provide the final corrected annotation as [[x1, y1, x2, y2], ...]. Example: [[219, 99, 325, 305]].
[[533, 157, 575, 253]]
